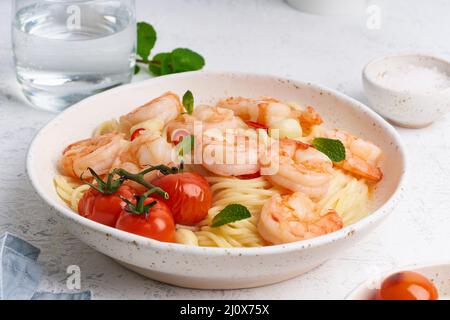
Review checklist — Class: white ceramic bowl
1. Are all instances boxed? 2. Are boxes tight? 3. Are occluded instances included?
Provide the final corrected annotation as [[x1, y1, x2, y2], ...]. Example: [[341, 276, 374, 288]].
[[346, 262, 450, 300], [27, 71, 406, 289], [363, 53, 450, 128]]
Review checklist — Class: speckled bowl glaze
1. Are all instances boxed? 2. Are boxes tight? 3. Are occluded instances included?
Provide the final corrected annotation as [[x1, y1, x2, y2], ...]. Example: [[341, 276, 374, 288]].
[[363, 54, 450, 128], [346, 262, 450, 300], [27, 71, 406, 289]]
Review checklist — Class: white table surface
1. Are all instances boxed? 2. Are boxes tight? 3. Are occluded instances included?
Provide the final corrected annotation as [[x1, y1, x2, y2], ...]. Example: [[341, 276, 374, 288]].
[[1, 0, 449, 299]]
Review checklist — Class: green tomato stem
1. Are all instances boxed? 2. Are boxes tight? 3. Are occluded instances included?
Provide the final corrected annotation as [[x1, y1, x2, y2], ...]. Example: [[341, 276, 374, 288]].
[[112, 168, 169, 199], [80, 167, 124, 195]]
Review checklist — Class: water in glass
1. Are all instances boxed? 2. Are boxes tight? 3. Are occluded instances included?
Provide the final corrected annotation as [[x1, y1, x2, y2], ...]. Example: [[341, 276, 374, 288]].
[[12, 0, 136, 112]]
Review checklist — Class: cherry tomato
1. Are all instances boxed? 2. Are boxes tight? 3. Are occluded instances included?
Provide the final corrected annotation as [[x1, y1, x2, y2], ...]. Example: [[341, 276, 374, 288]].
[[115, 197, 175, 242], [376, 271, 439, 300], [245, 120, 268, 130], [78, 185, 135, 227], [152, 172, 212, 225], [131, 128, 145, 141]]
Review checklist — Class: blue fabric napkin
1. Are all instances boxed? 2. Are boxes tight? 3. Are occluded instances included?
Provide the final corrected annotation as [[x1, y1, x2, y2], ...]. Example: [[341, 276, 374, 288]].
[[0, 233, 43, 300], [31, 291, 92, 300], [0, 232, 91, 300]]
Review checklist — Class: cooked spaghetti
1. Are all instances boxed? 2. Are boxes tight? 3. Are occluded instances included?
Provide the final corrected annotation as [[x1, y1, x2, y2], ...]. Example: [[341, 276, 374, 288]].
[[193, 176, 282, 247], [54, 92, 384, 247]]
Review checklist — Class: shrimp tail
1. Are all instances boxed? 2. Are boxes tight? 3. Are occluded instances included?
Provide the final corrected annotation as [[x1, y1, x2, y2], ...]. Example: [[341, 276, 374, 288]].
[[316, 210, 344, 233], [341, 157, 383, 182]]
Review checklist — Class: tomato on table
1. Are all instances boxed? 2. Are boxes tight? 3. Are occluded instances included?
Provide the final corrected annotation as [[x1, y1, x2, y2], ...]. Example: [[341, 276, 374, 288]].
[[115, 191, 175, 242], [376, 271, 439, 300]]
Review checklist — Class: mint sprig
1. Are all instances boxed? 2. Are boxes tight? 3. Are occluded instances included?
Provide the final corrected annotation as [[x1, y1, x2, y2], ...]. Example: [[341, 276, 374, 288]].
[[211, 204, 251, 228], [182, 90, 194, 115], [135, 22, 205, 76], [312, 137, 346, 162], [136, 22, 157, 62]]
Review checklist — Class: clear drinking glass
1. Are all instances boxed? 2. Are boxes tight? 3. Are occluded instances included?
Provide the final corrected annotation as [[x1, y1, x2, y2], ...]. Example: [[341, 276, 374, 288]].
[[12, 0, 136, 112]]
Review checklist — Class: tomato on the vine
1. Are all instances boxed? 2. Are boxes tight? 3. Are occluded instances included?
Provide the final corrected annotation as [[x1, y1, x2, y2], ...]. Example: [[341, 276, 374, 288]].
[[78, 185, 135, 227], [115, 191, 175, 242], [78, 168, 136, 227], [152, 169, 212, 226], [113, 165, 212, 226]]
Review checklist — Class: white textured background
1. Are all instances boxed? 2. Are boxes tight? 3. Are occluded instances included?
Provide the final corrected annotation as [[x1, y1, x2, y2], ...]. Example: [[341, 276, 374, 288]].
[[1, 0, 449, 299]]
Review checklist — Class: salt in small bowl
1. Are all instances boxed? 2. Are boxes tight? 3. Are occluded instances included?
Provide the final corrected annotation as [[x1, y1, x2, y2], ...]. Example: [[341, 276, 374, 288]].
[[362, 53, 450, 128]]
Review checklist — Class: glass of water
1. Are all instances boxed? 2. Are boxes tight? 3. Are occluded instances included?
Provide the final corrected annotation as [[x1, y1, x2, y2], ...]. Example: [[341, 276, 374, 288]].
[[12, 0, 136, 112]]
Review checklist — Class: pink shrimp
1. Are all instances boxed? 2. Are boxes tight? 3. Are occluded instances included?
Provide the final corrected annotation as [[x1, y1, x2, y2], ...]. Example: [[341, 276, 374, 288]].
[[258, 192, 343, 244]]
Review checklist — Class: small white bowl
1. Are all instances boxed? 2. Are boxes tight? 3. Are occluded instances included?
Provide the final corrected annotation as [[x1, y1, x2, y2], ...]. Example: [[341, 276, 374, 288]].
[[346, 262, 450, 300], [363, 54, 450, 128], [285, 0, 366, 16], [27, 71, 406, 289]]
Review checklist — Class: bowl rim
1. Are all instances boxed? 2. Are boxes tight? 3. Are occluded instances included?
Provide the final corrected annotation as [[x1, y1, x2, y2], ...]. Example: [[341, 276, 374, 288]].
[[26, 70, 407, 257], [362, 52, 450, 95]]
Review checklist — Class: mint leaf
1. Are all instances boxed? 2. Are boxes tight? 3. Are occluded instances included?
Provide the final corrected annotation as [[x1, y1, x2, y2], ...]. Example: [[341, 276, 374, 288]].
[[182, 90, 194, 115], [148, 48, 205, 76], [312, 137, 346, 162], [176, 135, 195, 156], [149, 52, 172, 76], [134, 65, 140, 75], [137, 22, 157, 61], [211, 204, 251, 228], [171, 48, 205, 73], [134, 22, 206, 77]]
